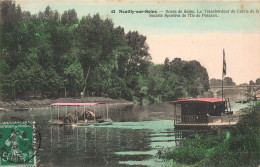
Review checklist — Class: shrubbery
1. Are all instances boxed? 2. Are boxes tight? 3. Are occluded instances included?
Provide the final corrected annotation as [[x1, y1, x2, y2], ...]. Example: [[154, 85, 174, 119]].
[[163, 104, 260, 167]]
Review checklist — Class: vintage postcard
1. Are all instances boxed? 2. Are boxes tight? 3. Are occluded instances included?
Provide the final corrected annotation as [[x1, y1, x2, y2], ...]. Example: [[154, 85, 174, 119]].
[[0, 0, 259, 166]]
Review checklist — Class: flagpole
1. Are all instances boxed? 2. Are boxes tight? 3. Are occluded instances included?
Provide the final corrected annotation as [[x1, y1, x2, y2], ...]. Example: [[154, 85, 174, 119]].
[[222, 49, 226, 101], [222, 67, 224, 101]]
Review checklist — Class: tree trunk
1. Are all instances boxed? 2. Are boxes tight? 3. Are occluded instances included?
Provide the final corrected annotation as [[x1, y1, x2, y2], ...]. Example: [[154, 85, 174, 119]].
[[82, 66, 91, 97]]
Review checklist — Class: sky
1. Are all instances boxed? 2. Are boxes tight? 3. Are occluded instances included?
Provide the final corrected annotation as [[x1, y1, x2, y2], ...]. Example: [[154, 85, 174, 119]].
[[14, 0, 260, 84]]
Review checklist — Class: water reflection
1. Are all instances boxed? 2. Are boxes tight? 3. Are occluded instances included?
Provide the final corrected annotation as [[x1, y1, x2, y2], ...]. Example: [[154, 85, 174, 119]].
[[0, 104, 178, 167], [46, 120, 176, 166]]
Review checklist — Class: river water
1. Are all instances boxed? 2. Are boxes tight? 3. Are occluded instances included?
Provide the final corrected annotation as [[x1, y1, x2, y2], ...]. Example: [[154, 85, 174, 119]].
[[0, 102, 251, 167], [0, 103, 180, 167]]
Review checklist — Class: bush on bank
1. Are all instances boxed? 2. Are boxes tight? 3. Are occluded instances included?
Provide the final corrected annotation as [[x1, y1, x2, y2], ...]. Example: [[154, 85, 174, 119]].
[[163, 104, 260, 167]]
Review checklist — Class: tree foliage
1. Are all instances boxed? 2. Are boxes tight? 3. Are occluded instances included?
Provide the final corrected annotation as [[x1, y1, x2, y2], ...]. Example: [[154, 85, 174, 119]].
[[210, 77, 236, 87], [0, 1, 210, 102], [143, 58, 209, 103]]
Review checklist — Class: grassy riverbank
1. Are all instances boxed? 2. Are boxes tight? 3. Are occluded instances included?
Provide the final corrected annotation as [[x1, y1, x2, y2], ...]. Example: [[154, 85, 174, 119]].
[[163, 103, 260, 167], [0, 97, 131, 110]]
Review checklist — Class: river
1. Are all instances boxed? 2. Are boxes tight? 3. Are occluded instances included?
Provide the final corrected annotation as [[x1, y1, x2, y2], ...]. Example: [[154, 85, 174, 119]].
[[0, 103, 180, 167], [0, 101, 251, 167]]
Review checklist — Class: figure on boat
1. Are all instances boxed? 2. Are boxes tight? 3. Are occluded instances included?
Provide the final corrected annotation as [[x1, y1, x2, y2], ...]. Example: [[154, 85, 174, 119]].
[[62, 111, 101, 124], [50, 102, 112, 125]]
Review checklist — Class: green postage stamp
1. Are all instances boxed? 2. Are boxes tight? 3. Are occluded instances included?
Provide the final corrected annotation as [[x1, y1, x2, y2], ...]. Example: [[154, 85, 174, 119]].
[[0, 122, 38, 166]]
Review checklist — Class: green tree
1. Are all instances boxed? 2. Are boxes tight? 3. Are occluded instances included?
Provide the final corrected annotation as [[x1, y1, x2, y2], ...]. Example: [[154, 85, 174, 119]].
[[210, 78, 222, 87], [224, 77, 236, 86], [0, 1, 212, 102], [64, 60, 84, 97], [61, 9, 78, 25]]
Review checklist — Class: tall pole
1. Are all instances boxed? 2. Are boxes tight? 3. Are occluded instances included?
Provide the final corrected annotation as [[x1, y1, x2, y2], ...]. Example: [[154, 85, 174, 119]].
[[222, 71, 224, 101], [222, 49, 226, 101]]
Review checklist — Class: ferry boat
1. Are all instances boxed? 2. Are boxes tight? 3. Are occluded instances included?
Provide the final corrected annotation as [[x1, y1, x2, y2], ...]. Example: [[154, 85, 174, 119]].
[[171, 98, 239, 129], [49, 102, 112, 126]]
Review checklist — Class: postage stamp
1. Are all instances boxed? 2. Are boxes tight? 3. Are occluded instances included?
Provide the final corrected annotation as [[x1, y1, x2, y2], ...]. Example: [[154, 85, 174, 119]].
[[0, 121, 40, 166]]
